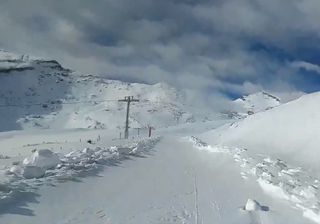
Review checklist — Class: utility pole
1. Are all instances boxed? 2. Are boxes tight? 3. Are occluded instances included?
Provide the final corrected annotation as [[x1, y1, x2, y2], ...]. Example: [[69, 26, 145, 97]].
[[118, 96, 139, 139]]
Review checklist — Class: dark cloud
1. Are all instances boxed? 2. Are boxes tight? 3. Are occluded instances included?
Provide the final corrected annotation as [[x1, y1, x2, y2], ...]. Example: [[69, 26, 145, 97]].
[[0, 0, 320, 106]]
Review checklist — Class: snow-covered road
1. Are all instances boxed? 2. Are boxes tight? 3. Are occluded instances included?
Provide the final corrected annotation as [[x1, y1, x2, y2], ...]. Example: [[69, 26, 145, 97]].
[[0, 137, 313, 224]]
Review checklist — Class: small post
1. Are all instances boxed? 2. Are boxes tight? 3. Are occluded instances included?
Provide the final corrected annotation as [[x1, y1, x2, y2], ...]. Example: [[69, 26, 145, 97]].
[[149, 126, 152, 137]]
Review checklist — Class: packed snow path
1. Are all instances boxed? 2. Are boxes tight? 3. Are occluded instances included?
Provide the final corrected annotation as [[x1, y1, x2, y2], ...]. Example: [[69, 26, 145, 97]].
[[0, 137, 312, 224]]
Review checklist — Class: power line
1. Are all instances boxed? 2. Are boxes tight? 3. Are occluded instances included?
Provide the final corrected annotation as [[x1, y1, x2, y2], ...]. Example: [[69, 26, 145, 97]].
[[0, 99, 119, 108], [0, 98, 150, 108]]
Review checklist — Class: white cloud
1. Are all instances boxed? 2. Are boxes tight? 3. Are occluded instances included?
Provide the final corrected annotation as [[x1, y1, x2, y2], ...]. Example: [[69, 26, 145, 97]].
[[290, 61, 320, 74], [0, 0, 318, 107]]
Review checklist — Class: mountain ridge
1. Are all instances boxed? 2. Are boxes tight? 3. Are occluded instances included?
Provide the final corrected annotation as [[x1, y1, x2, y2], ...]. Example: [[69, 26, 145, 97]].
[[0, 50, 215, 132]]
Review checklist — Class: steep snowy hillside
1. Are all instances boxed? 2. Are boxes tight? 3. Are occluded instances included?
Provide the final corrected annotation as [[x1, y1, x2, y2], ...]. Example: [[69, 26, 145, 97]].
[[233, 91, 281, 116], [203, 92, 320, 171], [0, 50, 214, 132]]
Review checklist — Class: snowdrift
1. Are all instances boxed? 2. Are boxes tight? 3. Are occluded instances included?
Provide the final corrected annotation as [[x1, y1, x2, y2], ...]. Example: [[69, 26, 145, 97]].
[[203, 92, 320, 172]]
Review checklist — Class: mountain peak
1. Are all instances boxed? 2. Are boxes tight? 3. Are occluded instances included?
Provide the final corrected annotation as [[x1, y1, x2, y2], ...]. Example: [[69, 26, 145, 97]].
[[234, 91, 281, 115]]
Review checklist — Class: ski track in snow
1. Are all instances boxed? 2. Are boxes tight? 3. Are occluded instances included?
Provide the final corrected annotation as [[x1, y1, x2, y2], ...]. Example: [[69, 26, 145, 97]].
[[0, 137, 161, 209], [186, 136, 320, 224]]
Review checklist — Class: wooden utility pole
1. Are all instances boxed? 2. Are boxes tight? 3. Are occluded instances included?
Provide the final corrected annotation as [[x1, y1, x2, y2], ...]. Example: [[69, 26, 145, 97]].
[[118, 96, 139, 139]]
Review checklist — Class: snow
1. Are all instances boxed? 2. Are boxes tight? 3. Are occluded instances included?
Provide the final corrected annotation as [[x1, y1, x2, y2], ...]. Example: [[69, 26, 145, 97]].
[[0, 136, 311, 224], [186, 134, 320, 223], [23, 149, 60, 170], [233, 91, 281, 116], [202, 92, 320, 172], [0, 50, 219, 132], [0, 49, 319, 223], [21, 166, 46, 179], [0, 135, 160, 203], [244, 199, 263, 211], [188, 91, 320, 223], [8, 149, 61, 179], [0, 50, 33, 72]]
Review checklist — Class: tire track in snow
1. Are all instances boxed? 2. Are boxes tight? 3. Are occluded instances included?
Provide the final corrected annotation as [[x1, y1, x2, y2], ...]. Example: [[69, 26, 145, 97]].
[[186, 136, 320, 224], [194, 174, 201, 224]]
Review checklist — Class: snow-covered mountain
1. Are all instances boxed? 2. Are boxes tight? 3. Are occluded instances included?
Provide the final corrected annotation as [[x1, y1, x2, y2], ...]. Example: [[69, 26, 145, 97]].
[[234, 91, 281, 115], [0, 50, 214, 132]]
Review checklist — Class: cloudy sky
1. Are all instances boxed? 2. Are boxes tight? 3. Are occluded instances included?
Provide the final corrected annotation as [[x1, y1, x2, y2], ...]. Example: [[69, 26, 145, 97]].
[[0, 0, 320, 102]]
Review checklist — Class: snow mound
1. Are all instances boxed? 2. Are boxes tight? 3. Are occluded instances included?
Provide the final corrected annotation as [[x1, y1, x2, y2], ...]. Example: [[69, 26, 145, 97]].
[[23, 149, 60, 170], [244, 199, 262, 211], [7, 149, 60, 179]]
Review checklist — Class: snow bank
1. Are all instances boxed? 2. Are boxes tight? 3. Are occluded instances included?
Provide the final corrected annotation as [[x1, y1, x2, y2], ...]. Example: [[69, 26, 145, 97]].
[[0, 137, 160, 205]]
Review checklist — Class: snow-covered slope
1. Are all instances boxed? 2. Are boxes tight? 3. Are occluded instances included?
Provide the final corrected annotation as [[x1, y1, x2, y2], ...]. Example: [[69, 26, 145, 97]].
[[0, 50, 214, 132], [203, 92, 320, 171], [196, 92, 320, 223], [233, 91, 281, 116]]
